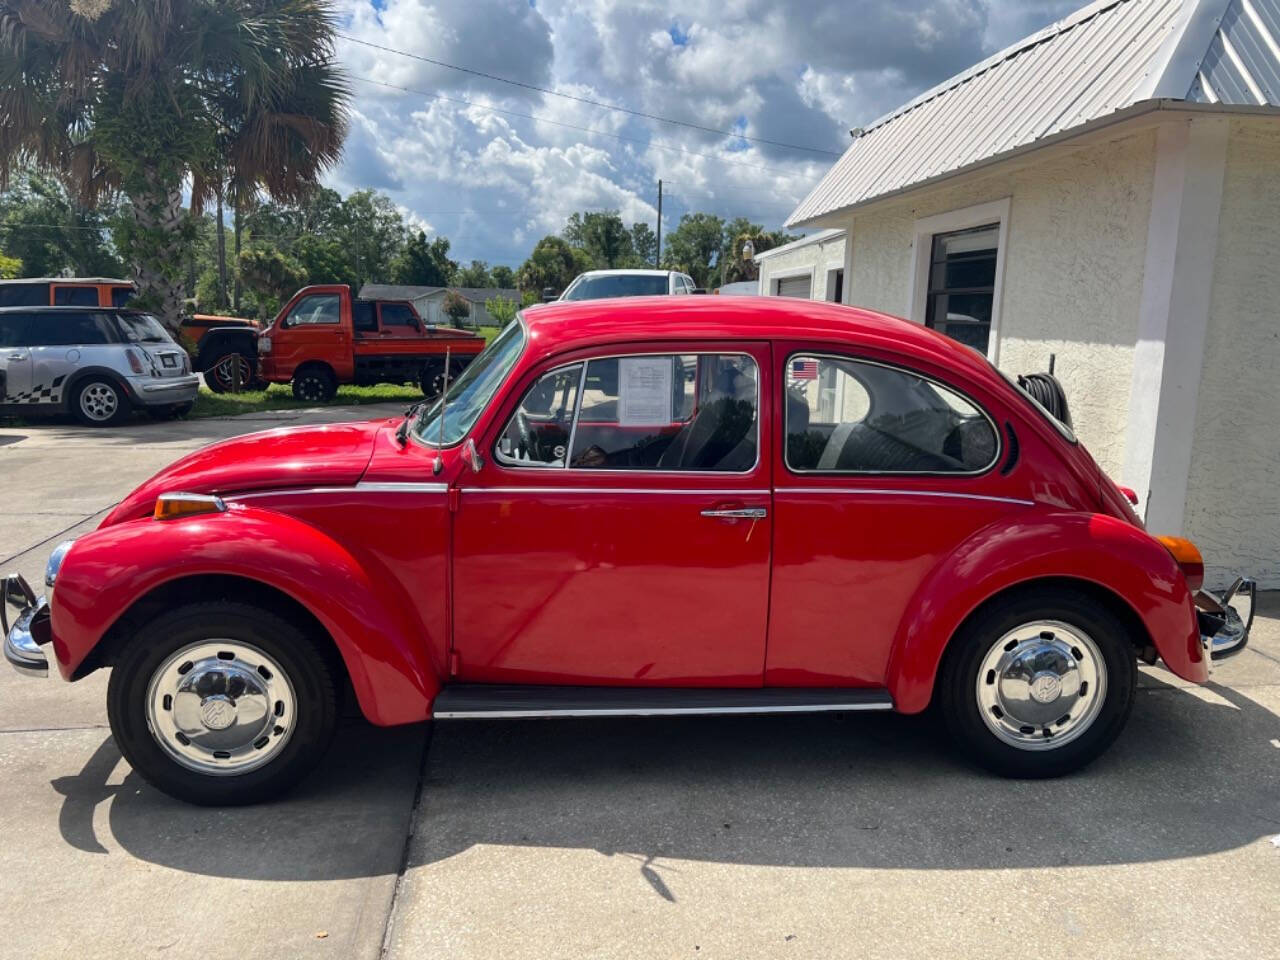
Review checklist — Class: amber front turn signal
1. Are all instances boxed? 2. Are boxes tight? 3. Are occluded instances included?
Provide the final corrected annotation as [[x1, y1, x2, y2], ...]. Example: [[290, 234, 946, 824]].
[[1157, 536, 1204, 592], [154, 493, 228, 521]]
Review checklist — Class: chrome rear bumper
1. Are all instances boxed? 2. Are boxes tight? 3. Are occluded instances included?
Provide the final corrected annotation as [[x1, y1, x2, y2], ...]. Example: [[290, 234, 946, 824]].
[[1197, 577, 1256, 665], [2, 574, 49, 676]]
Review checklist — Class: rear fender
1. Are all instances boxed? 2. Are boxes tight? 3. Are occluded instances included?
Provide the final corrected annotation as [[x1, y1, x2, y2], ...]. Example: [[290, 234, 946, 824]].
[[49, 505, 439, 726], [886, 512, 1203, 713]]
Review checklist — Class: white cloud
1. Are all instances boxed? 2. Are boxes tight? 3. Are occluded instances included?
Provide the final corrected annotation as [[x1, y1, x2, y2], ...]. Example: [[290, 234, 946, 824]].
[[325, 0, 1076, 267]]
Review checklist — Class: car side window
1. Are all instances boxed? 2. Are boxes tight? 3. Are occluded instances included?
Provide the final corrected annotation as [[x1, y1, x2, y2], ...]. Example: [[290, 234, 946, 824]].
[[110, 286, 135, 308], [0, 314, 30, 347], [53, 286, 99, 306], [26, 312, 115, 347], [570, 354, 757, 471], [379, 303, 417, 327], [352, 301, 376, 333], [785, 354, 998, 474], [495, 363, 584, 467], [283, 294, 340, 327]]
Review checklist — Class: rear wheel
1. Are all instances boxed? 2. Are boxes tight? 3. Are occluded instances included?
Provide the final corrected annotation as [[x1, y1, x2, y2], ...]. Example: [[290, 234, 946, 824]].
[[72, 377, 130, 427], [107, 601, 339, 806], [937, 588, 1136, 778], [292, 365, 337, 403], [419, 356, 468, 399]]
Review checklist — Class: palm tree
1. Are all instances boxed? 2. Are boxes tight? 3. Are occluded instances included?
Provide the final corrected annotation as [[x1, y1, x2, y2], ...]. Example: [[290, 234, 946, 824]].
[[0, 0, 348, 333]]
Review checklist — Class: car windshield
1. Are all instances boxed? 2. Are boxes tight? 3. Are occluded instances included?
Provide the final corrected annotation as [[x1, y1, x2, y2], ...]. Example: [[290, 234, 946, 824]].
[[561, 274, 668, 300], [412, 320, 526, 447], [114, 312, 170, 343]]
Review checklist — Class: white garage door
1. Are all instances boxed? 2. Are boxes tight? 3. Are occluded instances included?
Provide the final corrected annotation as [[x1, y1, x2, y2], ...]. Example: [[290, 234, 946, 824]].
[[775, 275, 812, 298]]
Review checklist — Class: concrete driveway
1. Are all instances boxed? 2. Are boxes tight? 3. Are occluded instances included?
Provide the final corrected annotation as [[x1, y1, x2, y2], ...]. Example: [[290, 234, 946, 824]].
[[1, 410, 1278, 960]]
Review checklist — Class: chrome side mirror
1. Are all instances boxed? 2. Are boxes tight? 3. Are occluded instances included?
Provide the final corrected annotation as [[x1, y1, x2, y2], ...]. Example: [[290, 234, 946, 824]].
[[463, 438, 484, 473]]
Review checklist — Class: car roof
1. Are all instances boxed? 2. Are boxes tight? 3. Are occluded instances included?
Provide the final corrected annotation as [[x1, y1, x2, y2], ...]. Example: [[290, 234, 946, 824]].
[[0, 277, 131, 285], [0, 306, 149, 315], [519, 296, 999, 383], [576, 269, 674, 278]]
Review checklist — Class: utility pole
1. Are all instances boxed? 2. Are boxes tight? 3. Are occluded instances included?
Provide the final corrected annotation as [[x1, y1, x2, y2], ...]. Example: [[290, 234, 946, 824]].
[[655, 179, 662, 268]]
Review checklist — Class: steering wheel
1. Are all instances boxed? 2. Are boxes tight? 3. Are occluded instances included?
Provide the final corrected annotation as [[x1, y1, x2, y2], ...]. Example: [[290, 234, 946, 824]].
[[515, 409, 540, 461]]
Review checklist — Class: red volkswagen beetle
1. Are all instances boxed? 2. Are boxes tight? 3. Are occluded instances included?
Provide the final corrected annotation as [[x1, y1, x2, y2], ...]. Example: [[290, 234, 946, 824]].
[[3, 298, 1255, 804]]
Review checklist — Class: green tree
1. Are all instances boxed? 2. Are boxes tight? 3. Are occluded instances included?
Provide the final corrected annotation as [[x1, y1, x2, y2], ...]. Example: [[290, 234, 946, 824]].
[[564, 210, 635, 269], [0, 170, 124, 277], [292, 234, 356, 288], [629, 222, 658, 267], [0, 0, 349, 333], [484, 295, 518, 326], [441, 289, 471, 328], [455, 259, 492, 288], [490, 264, 516, 289], [517, 235, 580, 296], [339, 190, 406, 287], [0, 252, 19, 278], [390, 231, 456, 287], [237, 246, 306, 316], [660, 212, 726, 288]]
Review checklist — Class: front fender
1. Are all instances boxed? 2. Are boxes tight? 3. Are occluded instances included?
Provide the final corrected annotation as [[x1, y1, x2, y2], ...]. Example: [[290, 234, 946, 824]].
[[49, 505, 440, 726], [886, 512, 1203, 713]]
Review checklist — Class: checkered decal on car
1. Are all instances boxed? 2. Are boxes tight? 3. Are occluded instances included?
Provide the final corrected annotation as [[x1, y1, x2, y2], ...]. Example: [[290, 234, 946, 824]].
[[5, 375, 66, 404]]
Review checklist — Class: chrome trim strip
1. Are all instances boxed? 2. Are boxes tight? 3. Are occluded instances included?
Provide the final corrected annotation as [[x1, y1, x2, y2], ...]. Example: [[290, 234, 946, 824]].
[[469, 487, 771, 496], [229, 481, 448, 501], [434, 702, 894, 719], [774, 487, 1035, 506]]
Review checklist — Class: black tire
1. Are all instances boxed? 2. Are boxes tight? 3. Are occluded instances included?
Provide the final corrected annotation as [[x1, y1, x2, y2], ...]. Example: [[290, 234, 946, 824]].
[[937, 587, 1137, 778], [106, 601, 340, 806], [204, 351, 257, 394], [71, 376, 131, 427], [419, 356, 468, 399], [292, 365, 337, 403]]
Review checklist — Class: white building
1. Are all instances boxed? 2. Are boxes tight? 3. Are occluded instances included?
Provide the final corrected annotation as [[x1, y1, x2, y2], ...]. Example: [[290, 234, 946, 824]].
[[765, 0, 1280, 588], [358, 284, 520, 328]]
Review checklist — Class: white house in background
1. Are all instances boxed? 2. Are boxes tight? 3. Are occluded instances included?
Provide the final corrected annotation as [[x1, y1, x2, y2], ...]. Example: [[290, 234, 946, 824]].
[[357, 284, 520, 328], [767, 0, 1280, 587], [754, 229, 846, 301]]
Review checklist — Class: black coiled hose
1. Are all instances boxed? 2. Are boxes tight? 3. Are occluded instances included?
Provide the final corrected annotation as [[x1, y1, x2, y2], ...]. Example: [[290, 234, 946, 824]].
[[1017, 372, 1072, 429]]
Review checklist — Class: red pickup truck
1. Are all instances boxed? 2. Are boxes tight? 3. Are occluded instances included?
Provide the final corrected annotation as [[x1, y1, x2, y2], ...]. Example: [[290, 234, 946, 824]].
[[256, 285, 486, 401]]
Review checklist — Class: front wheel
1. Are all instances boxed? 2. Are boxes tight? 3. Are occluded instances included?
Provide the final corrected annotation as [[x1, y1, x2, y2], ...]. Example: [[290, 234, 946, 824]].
[[292, 366, 337, 403], [937, 588, 1136, 778], [106, 601, 339, 805]]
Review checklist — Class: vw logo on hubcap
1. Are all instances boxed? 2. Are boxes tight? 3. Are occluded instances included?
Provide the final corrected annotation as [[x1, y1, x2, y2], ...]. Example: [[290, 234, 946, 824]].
[[199, 694, 237, 731], [1029, 672, 1063, 704]]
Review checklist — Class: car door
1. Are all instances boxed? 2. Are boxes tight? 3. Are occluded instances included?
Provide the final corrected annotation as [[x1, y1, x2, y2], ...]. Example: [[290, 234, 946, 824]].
[[0, 313, 32, 402], [766, 346, 1017, 688], [451, 342, 773, 686], [272, 288, 351, 380]]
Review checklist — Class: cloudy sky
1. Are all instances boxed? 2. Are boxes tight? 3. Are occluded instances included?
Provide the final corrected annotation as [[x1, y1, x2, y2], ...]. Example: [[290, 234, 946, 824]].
[[328, 0, 1079, 268]]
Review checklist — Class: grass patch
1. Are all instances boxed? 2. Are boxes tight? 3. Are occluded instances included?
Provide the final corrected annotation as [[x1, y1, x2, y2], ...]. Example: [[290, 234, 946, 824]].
[[476, 325, 501, 343], [190, 383, 422, 419]]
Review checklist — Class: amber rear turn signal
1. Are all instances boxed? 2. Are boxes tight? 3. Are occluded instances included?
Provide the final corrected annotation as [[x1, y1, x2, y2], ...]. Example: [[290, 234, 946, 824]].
[[154, 493, 228, 521], [1157, 536, 1204, 592]]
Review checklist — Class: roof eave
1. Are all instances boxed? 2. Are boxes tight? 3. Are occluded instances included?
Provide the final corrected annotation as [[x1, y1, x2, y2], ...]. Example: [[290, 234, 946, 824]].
[[787, 98, 1280, 229]]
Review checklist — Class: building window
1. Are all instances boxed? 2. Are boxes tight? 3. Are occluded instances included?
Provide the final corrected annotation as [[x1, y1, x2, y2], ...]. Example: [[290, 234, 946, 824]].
[[924, 224, 998, 354]]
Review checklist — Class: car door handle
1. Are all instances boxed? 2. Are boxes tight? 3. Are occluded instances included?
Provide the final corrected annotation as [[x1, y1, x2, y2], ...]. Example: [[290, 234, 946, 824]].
[[700, 507, 767, 519], [7, 354, 26, 361]]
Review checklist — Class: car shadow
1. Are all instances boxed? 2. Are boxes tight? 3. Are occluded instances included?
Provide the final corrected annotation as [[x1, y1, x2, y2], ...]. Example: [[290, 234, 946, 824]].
[[50, 673, 1280, 881]]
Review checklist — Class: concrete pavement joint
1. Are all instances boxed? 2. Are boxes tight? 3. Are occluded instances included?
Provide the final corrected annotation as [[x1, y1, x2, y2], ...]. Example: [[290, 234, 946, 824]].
[[0, 507, 112, 566], [378, 722, 436, 960], [0, 724, 111, 735]]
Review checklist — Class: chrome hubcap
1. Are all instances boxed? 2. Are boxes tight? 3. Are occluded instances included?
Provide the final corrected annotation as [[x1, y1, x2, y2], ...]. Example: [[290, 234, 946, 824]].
[[80, 383, 118, 421], [976, 620, 1106, 750], [145, 641, 296, 776]]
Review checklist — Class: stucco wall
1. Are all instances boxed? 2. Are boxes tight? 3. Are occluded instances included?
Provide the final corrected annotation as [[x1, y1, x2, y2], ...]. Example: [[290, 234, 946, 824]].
[[840, 131, 1157, 476], [1184, 118, 1280, 587], [756, 234, 846, 300]]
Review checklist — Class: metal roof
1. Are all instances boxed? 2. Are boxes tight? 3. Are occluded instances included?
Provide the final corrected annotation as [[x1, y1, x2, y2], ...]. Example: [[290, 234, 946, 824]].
[[788, 0, 1280, 227]]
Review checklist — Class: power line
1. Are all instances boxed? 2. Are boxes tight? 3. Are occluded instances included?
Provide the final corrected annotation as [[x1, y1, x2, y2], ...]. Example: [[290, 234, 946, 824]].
[[338, 34, 842, 158], [351, 75, 812, 177]]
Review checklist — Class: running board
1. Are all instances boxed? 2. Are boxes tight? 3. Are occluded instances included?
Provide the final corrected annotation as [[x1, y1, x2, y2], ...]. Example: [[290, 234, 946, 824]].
[[432, 685, 894, 719]]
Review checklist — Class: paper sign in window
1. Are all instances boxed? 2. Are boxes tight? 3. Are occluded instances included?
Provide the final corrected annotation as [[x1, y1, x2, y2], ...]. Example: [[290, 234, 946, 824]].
[[617, 357, 673, 426]]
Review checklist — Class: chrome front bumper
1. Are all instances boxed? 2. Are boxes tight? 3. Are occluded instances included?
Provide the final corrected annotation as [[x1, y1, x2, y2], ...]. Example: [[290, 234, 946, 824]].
[[2, 574, 49, 677], [1197, 577, 1257, 665]]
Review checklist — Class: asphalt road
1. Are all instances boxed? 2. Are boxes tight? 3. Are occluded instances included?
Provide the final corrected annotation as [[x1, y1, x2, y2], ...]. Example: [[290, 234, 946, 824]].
[[1, 409, 1277, 960]]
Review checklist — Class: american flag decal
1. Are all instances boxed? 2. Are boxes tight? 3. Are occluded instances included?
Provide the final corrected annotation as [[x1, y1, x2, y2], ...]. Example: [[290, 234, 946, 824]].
[[790, 359, 819, 381]]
